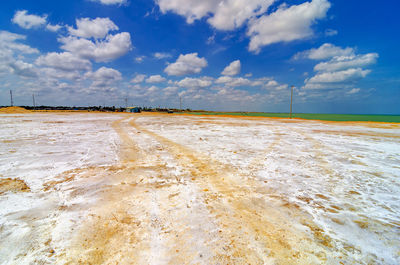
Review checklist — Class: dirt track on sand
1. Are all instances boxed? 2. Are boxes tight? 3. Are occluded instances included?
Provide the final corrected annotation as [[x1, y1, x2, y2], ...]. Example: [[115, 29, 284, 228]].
[[3, 113, 399, 264], [52, 116, 334, 265]]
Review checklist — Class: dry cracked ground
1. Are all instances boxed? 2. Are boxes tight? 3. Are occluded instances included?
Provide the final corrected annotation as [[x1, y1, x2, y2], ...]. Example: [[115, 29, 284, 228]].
[[0, 113, 399, 264]]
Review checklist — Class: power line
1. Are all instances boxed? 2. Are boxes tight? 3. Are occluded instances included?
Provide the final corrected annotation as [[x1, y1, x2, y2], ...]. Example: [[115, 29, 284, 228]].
[[32, 94, 36, 109], [290, 85, 294, 119], [10, 90, 13, 107]]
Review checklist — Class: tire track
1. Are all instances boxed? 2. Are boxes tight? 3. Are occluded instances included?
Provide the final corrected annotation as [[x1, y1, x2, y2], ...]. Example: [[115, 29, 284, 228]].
[[60, 117, 224, 264], [131, 117, 333, 264]]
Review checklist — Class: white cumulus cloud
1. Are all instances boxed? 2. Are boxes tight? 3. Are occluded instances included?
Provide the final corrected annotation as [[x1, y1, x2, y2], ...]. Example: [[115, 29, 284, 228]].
[[46, 24, 63, 32], [247, 0, 331, 53], [36, 52, 92, 71], [164, 53, 207, 76], [313, 53, 379, 72], [221, 60, 241, 76], [68, 18, 119, 39], [207, 0, 275, 30], [264, 80, 288, 90], [177, 77, 213, 88], [12, 10, 47, 29], [59, 32, 132, 62], [135, 56, 145, 63], [85, 67, 122, 90], [0, 31, 39, 54], [307, 68, 371, 84], [39, 67, 82, 81], [215, 76, 251, 87], [154, 52, 172, 59], [294, 43, 354, 60], [300, 44, 378, 91], [157, 0, 275, 30], [91, 0, 127, 5], [347, 88, 360, 94], [131, 74, 146, 83], [0, 31, 39, 77], [146, 75, 166, 83], [9, 60, 37, 78], [157, 0, 218, 24]]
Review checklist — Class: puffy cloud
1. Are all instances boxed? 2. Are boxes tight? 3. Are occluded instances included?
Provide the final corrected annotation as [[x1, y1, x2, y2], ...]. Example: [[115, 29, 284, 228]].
[[59, 18, 131, 62], [294, 43, 354, 60], [147, 85, 159, 93], [146, 74, 166, 83], [215, 76, 251, 87], [39, 67, 82, 81], [307, 68, 371, 84], [250, 77, 270, 86], [247, 77, 288, 90], [164, 86, 179, 95], [157, 0, 331, 51], [157, 0, 218, 24], [0, 31, 39, 77], [46, 24, 63, 32], [157, 0, 275, 30], [9, 60, 37, 78], [91, 0, 127, 5], [85, 66, 122, 81], [265, 80, 278, 87], [154, 52, 172, 59], [164, 53, 207, 76], [59, 32, 132, 62], [36, 52, 92, 71], [247, 0, 331, 53], [177, 77, 213, 88], [135, 56, 145, 63], [0, 31, 39, 54], [207, 0, 275, 30], [302, 44, 378, 91], [68, 18, 119, 39], [12, 10, 47, 29], [221, 60, 241, 76], [313, 53, 379, 72], [264, 80, 288, 90], [131, 74, 146, 83], [84, 67, 122, 89], [214, 87, 259, 102]]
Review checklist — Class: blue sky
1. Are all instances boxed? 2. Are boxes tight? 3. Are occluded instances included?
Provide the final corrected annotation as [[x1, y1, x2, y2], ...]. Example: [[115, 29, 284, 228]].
[[0, 0, 399, 114]]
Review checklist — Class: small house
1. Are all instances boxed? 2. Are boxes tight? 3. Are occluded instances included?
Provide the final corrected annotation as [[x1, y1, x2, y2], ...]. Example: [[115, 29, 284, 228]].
[[126, 107, 141, 113]]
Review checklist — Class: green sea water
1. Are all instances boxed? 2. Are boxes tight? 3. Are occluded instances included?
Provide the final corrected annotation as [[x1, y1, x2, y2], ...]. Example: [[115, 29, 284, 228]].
[[183, 112, 400, 123]]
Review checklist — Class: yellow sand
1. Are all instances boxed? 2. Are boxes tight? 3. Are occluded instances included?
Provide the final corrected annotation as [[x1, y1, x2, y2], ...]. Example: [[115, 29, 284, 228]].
[[0, 106, 31, 113], [0, 177, 30, 195]]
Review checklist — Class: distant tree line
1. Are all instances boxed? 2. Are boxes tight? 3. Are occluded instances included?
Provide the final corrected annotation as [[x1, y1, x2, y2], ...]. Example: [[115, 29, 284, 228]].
[[1, 105, 194, 113]]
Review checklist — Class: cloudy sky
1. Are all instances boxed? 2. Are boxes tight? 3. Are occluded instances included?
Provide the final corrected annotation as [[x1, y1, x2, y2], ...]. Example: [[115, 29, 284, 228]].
[[0, 0, 399, 114]]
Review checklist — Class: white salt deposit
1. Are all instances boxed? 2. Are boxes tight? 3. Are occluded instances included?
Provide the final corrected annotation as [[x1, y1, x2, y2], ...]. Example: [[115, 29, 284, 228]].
[[137, 115, 400, 264], [0, 113, 121, 264], [1, 113, 399, 264]]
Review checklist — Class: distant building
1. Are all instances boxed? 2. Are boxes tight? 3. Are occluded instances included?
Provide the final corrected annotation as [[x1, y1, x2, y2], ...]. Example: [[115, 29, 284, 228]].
[[126, 107, 141, 113]]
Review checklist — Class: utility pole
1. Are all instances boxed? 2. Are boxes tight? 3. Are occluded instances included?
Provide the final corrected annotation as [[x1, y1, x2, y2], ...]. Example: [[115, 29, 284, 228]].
[[32, 94, 36, 109], [124, 97, 128, 109], [10, 90, 13, 107], [290, 85, 294, 119]]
